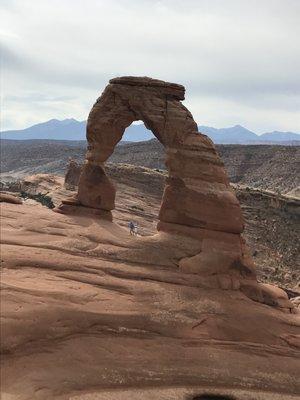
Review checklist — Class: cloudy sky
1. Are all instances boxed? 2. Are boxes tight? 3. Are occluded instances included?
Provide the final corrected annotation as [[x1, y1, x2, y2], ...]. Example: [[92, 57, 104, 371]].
[[1, 0, 299, 133]]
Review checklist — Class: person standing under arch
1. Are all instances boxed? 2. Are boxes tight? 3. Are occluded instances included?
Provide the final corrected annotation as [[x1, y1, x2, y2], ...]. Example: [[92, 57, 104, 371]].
[[129, 221, 135, 235]]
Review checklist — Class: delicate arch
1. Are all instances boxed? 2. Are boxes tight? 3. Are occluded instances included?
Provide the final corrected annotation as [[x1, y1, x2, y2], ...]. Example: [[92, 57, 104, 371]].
[[59, 76, 292, 308], [75, 76, 243, 234]]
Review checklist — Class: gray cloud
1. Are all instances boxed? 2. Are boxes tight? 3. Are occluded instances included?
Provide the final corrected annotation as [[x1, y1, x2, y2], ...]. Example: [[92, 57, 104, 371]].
[[1, 0, 299, 132]]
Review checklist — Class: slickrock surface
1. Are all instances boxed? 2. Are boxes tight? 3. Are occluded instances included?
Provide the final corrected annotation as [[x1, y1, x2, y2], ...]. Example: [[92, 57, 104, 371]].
[[1, 201, 300, 399]]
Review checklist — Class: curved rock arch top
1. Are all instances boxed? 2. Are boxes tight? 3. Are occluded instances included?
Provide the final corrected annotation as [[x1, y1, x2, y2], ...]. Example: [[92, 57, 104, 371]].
[[75, 76, 244, 235]]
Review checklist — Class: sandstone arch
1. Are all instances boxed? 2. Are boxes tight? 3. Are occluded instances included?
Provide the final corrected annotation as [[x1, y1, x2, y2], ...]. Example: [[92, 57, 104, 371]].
[[75, 76, 244, 234], [59, 77, 293, 308]]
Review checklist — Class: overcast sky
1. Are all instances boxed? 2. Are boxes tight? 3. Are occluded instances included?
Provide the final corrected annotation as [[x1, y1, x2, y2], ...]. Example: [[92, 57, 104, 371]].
[[1, 0, 299, 133]]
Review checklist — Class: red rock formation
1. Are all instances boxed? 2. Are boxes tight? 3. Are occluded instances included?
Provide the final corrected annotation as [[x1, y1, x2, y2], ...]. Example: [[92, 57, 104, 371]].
[[59, 76, 292, 310], [76, 77, 242, 231], [64, 158, 82, 189]]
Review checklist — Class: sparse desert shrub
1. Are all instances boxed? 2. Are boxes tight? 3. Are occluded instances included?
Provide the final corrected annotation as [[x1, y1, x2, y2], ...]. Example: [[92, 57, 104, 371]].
[[130, 204, 145, 212], [20, 191, 55, 209]]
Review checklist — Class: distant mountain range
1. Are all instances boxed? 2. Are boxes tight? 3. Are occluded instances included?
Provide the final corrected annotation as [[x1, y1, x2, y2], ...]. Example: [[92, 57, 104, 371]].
[[1, 119, 87, 141], [1, 119, 299, 144], [197, 125, 300, 144]]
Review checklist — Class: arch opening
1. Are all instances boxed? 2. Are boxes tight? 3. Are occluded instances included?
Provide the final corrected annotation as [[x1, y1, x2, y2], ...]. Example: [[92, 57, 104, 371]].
[[122, 121, 153, 143], [108, 120, 165, 236]]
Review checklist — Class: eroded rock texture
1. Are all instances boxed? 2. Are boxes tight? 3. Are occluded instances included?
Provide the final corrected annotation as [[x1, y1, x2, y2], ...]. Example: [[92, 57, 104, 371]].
[[1, 202, 300, 400], [78, 76, 242, 232], [64, 158, 81, 189], [59, 77, 292, 310]]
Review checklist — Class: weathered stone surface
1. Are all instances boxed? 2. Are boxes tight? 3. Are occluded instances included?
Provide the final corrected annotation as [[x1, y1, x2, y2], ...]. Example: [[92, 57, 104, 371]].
[[77, 163, 116, 210], [1, 201, 300, 399], [64, 158, 81, 189]]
